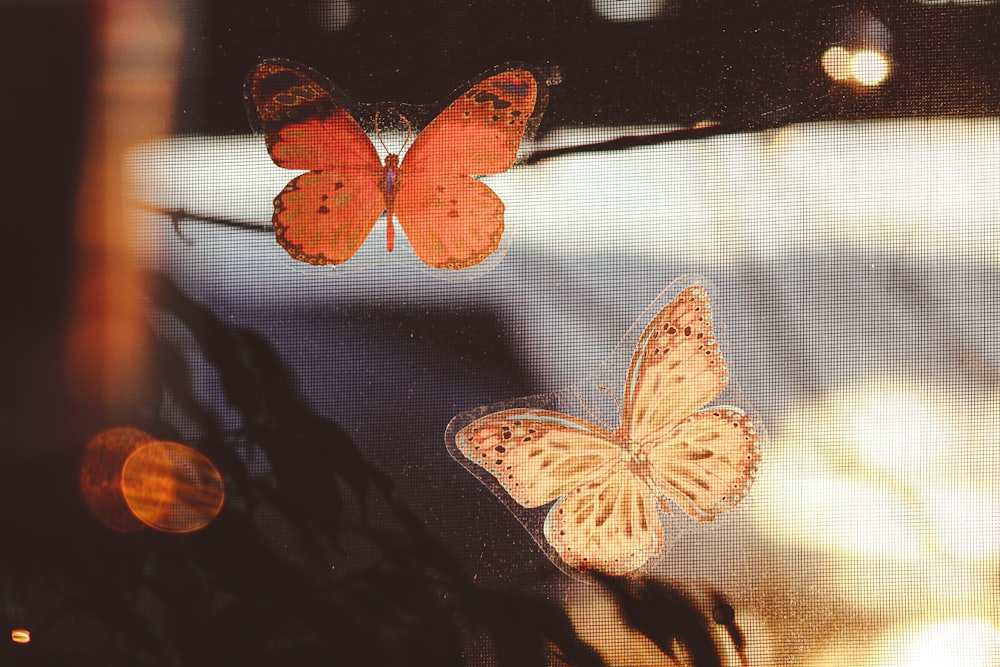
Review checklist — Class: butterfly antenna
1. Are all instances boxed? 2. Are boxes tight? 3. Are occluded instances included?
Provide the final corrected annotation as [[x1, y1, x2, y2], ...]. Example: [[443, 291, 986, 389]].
[[374, 110, 385, 152], [399, 113, 413, 150], [598, 385, 622, 415], [578, 393, 614, 432], [577, 395, 609, 430], [374, 110, 413, 154]]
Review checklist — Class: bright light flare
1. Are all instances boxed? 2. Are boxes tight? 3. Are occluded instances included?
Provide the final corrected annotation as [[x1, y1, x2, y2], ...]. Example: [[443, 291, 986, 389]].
[[823, 46, 891, 86], [10, 628, 30, 644], [881, 619, 1000, 667], [822, 46, 854, 81], [313, 0, 355, 30], [843, 389, 953, 474], [592, 0, 671, 22], [121, 441, 224, 533], [79, 427, 154, 532], [851, 49, 891, 86]]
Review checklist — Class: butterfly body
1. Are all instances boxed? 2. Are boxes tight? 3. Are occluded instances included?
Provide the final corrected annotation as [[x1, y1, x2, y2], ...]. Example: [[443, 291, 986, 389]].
[[453, 286, 761, 575], [248, 61, 544, 269], [382, 153, 399, 251]]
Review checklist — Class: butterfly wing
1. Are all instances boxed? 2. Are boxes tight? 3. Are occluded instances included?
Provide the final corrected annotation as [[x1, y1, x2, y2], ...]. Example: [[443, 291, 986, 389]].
[[622, 286, 761, 521], [247, 60, 385, 264], [455, 408, 666, 575], [395, 68, 542, 268], [622, 286, 730, 442], [646, 407, 761, 521], [402, 68, 541, 175], [454, 409, 618, 509], [543, 467, 664, 576], [392, 176, 505, 269]]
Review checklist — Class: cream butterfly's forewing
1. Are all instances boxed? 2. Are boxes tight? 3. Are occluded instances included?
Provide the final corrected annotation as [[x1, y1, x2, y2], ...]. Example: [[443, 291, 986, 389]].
[[455, 409, 619, 509], [623, 285, 729, 443]]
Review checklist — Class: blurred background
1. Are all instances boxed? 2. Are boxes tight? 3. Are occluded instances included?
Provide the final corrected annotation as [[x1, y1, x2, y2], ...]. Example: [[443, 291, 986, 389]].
[[4, 0, 1000, 665]]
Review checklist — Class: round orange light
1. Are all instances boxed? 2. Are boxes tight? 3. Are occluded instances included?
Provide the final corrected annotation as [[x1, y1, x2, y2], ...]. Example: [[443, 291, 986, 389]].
[[79, 427, 154, 532], [11, 628, 30, 644], [121, 441, 224, 533]]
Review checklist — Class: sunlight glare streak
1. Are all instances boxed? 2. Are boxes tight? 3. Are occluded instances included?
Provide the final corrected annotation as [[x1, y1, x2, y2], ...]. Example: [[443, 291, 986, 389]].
[[881, 619, 1000, 667], [752, 449, 924, 556], [925, 487, 1000, 558], [752, 383, 1000, 612]]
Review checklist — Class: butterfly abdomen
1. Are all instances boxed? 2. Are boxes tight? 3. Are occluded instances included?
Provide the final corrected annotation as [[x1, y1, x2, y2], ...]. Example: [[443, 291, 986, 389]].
[[381, 154, 400, 252]]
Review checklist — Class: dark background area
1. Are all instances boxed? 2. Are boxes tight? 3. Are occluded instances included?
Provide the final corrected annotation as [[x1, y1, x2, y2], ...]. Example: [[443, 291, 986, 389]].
[[175, 0, 1000, 135]]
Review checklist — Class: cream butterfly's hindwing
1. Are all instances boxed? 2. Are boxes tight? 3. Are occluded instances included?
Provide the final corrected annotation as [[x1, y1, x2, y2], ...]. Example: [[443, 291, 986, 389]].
[[453, 285, 761, 576]]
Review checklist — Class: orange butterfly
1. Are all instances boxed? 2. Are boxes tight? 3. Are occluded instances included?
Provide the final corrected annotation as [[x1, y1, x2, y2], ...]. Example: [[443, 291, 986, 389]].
[[451, 286, 761, 576], [246, 60, 546, 269]]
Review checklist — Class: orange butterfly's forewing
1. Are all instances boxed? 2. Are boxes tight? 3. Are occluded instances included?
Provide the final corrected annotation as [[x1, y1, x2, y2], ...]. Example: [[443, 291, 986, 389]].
[[248, 61, 545, 269], [249, 63, 382, 172], [402, 69, 540, 176], [453, 285, 762, 576]]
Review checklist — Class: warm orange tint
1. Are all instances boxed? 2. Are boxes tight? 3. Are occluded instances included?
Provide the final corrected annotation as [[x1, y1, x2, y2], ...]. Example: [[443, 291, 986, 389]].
[[10, 628, 30, 644], [68, 0, 180, 411], [79, 427, 154, 532], [121, 442, 224, 533]]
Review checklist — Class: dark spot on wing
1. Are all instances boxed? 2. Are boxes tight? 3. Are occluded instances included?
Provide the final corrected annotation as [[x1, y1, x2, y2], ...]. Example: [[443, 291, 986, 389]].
[[473, 90, 512, 110]]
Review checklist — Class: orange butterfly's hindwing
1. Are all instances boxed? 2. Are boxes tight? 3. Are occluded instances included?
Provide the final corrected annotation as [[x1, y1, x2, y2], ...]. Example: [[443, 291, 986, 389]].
[[273, 171, 385, 265], [394, 175, 504, 269], [451, 285, 763, 576]]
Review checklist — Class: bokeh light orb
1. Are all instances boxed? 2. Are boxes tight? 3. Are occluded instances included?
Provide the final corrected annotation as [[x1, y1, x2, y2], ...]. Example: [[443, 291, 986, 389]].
[[79, 427, 154, 532], [10, 628, 30, 644], [851, 49, 890, 86], [822, 46, 854, 81], [121, 441, 224, 533]]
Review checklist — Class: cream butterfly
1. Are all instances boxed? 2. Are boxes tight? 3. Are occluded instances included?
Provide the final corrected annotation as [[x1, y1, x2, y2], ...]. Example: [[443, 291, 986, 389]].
[[453, 286, 761, 575]]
